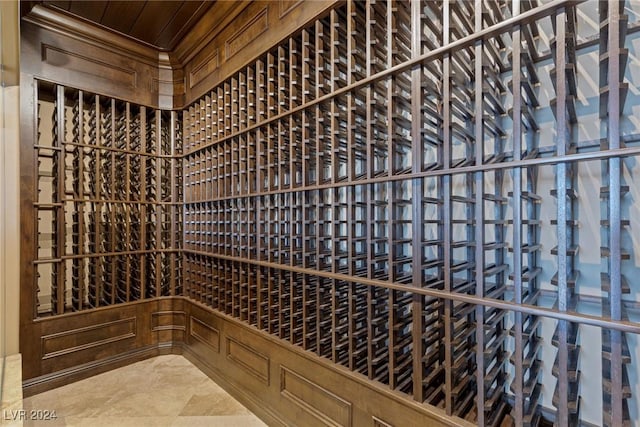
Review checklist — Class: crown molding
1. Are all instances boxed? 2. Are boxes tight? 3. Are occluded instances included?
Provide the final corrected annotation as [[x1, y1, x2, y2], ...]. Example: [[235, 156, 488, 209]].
[[22, 5, 159, 68], [21, 1, 337, 109]]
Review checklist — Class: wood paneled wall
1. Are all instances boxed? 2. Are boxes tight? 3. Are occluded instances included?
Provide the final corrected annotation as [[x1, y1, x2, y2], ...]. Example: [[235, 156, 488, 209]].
[[21, 1, 335, 110], [21, 298, 186, 396], [20, 1, 640, 427], [177, 1, 334, 106], [21, 6, 161, 108], [19, 0, 333, 385], [185, 302, 467, 427]]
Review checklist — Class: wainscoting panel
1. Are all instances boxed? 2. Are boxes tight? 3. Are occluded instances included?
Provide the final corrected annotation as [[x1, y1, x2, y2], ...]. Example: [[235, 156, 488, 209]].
[[184, 300, 462, 427]]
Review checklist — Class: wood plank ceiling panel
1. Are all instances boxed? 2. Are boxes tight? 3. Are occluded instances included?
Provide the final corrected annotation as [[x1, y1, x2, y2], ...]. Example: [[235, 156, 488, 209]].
[[45, 0, 71, 9], [68, 0, 108, 23], [99, 1, 146, 35], [153, 1, 209, 50], [40, 0, 214, 51], [128, 2, 184, 48]]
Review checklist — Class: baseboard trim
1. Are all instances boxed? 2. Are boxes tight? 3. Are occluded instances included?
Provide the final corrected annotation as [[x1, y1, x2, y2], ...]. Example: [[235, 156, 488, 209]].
[[22, 342, 183, 397]]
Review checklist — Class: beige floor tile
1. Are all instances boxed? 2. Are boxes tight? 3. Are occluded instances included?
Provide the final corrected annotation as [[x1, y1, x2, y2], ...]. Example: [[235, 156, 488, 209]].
[[22, 417, 66, 427], [23, 390, 103, 419], [20, 356, 265, 427], [97, 389, 193, 418], [171, 415, 267, 427], [1, 355, 24, 412], [63, 417, 175, 427], [179, 393, 250, 416]]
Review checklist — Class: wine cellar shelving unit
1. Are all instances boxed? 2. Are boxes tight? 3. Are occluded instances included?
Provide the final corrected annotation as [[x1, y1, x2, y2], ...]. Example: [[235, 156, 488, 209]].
[[33, 82, 183, 316], [23, 0, 640, 426], [181, 1, 640, 426]]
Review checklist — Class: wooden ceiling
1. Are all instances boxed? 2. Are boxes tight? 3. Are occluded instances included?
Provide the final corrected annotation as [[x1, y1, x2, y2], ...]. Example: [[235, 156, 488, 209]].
[[37, 1, 215, 51]]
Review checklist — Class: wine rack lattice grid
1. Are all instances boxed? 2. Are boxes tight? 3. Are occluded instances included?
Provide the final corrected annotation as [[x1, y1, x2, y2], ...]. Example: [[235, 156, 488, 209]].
[[35, 83, 183, 314], [180, 1, 640, 426], [30, 0, 640, 426]]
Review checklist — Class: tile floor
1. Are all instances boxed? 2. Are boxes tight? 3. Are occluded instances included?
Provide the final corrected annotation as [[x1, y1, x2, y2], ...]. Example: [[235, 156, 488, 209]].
[[18, 355, 267, 427], [1, 354, 24, 427]]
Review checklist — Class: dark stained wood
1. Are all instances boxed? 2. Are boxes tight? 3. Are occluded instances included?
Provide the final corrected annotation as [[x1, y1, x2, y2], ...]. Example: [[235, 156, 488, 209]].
[[185, 303, 461, 427], [128, 1, 184, 46], [153, 1, 211, 51], [68, 0, 108, 23], [20, 3, 186, 382], [20, 1, 38, 17], [181, 0, 334, 105], [44, 0, 70, 10], [21, 2, 635, 427], [19, 4, 422, 421], [20, 17, 161, 107], [22, 1, 334, 108], [171, 0, 246, 65], [98, 0, 146, 35], [40, 0, 214, 51], [21, 298, 186, 397], [19, 62, 40, 381]]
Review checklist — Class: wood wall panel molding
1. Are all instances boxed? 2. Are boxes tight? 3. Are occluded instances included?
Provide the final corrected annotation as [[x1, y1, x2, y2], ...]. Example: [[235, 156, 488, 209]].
[[21, 1, 336, 109], [226, 337, 270, 385], [23, 5, 158, 66], [278, 0, 302, 18], [22, 300, 185, 390], [41, 44, 137, 88], [153, 77, 185, 96], [151, 311, 186, 332], [23, 344, 183, 398], [182, 345, 290, 427], [156, 60, 185, 109], [372, 417, 394, 427], [21, 295, 465, 426], [224, 7, 269, 60], [41, 317, 136, 360], [183, 302, 465, 427], [280, 366, 352, 427], [21, 21, 159, 107], [182, 0, 336, 105], [189, 50, 219, 89], [189, 316, 220, 352], [172, 1, 249, 66]]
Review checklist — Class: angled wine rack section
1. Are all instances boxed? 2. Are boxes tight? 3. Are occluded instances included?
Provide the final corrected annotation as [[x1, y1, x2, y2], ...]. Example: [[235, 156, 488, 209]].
[[34, 82, 183, 315], [24, 0, 640, 426]]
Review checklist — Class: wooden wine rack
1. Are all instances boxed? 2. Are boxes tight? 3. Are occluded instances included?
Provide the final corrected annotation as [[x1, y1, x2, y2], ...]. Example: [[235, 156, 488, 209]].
[[34, 82, 183, 315], [599, 2, 632, 427], [24, 0, 640, 426], [181, 1, 640, 426]]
